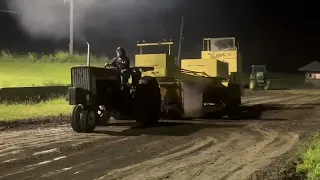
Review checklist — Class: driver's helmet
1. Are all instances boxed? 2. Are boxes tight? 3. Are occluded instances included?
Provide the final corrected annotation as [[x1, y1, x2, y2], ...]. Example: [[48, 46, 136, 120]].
[[116, 47, 126, 57]]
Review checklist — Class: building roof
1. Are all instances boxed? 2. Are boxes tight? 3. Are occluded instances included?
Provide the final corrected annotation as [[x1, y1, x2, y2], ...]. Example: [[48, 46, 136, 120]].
[[298, 61, 320, 72]]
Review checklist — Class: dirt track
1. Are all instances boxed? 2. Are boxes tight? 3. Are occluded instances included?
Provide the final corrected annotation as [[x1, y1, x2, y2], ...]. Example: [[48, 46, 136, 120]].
[[1, 90, 320, 180]]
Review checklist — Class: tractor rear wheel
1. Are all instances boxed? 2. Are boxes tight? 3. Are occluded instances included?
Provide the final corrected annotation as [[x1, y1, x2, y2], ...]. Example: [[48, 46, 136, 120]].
[[134, 76, 161, 126], [226, 100, 241, 120], [226, 83, 241, 120], [264, 80, 271, 90]]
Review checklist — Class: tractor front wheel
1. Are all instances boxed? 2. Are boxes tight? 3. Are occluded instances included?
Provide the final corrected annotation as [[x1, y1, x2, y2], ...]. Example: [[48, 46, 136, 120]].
[[70, 104, 97, 133], [249, 80, 256, 90]]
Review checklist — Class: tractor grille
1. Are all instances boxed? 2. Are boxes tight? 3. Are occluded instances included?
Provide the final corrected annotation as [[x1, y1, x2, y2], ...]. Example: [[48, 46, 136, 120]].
[[71, 67, 90, 90]]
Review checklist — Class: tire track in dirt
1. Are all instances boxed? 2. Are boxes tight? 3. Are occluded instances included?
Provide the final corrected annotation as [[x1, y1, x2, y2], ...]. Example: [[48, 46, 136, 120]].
[[0, 123, 148, 161], [248, 95, 320, 131], [242, 94, 306, 105], [0, 136, 138, 180], [103, 128, 297, 180], [60, 129, 230, 179], [0, 102, 253, 163], [1, 134, 210, 180], [283, 89, 320, 95], [218, 131, 299, 180], [0, 92, 317, 180], [97, 94, 319, 180], [0, 126, 119, 162]]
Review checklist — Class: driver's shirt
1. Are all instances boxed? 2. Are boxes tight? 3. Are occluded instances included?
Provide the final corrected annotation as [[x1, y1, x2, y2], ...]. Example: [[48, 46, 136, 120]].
[[110, 56, 130, 70]]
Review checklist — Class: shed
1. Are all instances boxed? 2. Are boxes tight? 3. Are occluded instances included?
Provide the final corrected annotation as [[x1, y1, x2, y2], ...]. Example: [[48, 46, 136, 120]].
[[298, 61, 320, 87]]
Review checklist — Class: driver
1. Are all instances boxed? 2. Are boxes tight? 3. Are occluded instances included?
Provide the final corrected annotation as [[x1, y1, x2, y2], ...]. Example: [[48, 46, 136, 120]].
[[105, 47, 131, 85]]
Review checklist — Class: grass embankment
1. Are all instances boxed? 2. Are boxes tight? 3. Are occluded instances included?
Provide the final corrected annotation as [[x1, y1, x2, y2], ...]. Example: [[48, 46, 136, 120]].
[[296, 134, 320, 179], [0, 50, 106, 87], [0, 98, 69, 121], [0, 50, 106, 121]]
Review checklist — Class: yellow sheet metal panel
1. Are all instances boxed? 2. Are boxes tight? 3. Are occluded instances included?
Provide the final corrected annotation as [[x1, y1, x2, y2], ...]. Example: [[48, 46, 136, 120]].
[[135, 54, 176, 77], [140, 69, 167, 77], [181, 58, 216, 77], [221, 81, 228, 87], [180, 58, 228, 79], [137, 42, 173, 46], [201, 50, 241, 74], [135, 54, 167, 69], [165, 55, 177, 77], [237, 52, 243, 73], [201, 50, 237, 59], [216, 60, 229, 79], [223, 59, 238, 74]]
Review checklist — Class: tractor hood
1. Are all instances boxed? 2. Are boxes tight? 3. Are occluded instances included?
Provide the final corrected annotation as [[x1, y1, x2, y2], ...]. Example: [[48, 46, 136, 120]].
[[256, 72, 265, 81]]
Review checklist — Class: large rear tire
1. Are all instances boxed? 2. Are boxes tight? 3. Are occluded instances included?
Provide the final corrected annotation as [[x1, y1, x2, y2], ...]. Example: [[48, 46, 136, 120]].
[[264, 80, 271, 90], [226, 83, 241, 120], [226, 100, 241, 120], [134, 76, 161, 126]]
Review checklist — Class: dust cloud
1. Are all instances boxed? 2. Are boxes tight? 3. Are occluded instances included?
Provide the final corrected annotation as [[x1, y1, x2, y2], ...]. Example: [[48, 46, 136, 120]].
[[5, 0, 180, 41], [182, 82, 206, 118]]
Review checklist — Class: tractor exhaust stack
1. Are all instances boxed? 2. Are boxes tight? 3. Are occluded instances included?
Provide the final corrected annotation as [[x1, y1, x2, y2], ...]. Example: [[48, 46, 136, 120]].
[[86, 42, 90, 67]]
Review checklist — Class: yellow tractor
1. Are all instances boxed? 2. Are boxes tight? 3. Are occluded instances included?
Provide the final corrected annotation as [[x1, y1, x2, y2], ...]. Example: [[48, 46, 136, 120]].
[[135, 37, 243, 119]]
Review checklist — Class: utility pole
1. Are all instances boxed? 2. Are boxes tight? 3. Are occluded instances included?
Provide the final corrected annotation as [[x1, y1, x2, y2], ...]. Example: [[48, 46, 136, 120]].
[[177, 16, 184, 67], [64, 0, 74, 55], [69, 0, 74, 55]]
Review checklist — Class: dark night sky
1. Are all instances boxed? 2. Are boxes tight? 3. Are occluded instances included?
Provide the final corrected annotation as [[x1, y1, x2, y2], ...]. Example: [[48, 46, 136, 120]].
[[0, 0, 318, 73]]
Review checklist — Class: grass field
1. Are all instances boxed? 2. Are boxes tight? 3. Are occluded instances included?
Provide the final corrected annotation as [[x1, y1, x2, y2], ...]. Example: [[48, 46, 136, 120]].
[[1, 50, 307, 88], [0, 61, 105, 87], [296, 134, 320, 179], [0, 51, 106, 87], [0, 98, 70, 121]]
